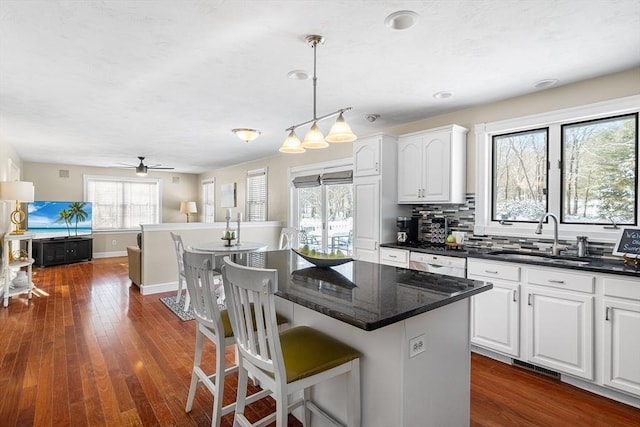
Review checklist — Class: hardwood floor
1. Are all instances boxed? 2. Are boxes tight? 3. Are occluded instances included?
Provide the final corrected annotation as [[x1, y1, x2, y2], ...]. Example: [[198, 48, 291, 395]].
[[1, 257, 638, 426]]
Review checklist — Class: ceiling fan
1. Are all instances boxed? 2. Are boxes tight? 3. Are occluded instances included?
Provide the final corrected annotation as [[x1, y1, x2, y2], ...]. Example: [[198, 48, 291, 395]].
[[118, 156, 174, 176]]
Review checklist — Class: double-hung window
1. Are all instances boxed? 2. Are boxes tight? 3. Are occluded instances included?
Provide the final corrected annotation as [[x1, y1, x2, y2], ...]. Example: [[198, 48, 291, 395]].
[[246, 168, 267, 221], [476, 95, 639, 242], [201, 178, 215, 223], [85, 175, 161, 230]]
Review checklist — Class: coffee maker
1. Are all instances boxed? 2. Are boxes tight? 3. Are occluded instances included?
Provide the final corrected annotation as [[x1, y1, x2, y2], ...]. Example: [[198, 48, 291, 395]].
[[396, 216, 420, 244]]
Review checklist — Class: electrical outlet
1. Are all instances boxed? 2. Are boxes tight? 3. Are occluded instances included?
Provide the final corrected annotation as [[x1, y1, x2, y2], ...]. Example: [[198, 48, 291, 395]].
[[111, 239, 117, 246], [409, 334, 425, 358]]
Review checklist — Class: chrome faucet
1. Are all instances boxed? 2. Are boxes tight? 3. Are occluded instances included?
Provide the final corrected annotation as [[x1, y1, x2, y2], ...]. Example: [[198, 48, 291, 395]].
[[535, 213, 565, 256]]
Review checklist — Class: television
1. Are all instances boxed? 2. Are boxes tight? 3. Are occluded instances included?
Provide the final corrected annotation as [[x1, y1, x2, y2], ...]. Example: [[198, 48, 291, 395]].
[[27, 201, 93, 239]]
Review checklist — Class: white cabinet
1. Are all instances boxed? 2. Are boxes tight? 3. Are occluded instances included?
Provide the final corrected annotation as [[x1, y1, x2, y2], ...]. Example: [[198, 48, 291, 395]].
[[602, 276, 640, 397], [525, 267, 595, 380], [353, 134, 406, 263], [379, 247, 409, 268], [468, 259, 521, 357], [2, 232, 35, 308], [398, 125, 468, 204]]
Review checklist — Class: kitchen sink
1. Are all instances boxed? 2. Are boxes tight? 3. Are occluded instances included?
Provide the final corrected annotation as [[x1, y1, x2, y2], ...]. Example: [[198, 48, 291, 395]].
[[486, 250, 591, 267]]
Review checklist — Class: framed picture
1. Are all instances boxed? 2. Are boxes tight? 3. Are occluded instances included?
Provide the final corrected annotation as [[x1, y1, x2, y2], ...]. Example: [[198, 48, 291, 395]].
[[612, 227, 640, 257], [220, 183, 237, 208]]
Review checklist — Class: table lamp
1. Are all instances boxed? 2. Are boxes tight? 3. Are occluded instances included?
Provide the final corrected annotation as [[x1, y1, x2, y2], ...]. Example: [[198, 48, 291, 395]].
[[0, 181, 35, 234], [180, 201, 197, 223]]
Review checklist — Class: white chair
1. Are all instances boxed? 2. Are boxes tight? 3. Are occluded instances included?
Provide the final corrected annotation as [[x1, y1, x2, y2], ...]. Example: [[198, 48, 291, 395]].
[[183, 249, 283, 427], [222, 256, 361, 427], [170, 232, 190, 311], [278, 227, 299, 250]]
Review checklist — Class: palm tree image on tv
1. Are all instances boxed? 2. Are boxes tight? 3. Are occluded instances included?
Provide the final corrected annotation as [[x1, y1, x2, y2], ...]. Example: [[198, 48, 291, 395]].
[[55, 202, 89, 237]]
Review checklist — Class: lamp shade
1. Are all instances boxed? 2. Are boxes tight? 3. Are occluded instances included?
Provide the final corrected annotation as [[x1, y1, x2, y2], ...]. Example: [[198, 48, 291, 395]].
[[0, 181, 35, 202], [326, 112, 357, 143], [180, 201, 197, 214], [301, 122, 329, 149], [279, 130, 306, 153]]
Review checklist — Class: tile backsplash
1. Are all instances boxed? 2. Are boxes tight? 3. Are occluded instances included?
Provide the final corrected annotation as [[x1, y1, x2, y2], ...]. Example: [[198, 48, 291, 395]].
[[412, 194, 616, 259]]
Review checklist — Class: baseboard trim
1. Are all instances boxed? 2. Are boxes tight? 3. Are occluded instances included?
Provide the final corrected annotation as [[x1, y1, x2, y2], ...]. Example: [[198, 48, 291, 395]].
[[140, 281, 178, 296]]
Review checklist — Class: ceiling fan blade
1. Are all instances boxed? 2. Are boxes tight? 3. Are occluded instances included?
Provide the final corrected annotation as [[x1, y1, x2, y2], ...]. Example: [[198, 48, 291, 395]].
[[148, 166, 175, 170]]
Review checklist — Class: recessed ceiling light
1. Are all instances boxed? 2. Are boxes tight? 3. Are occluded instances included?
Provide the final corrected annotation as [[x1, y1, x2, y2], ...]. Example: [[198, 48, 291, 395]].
[[534, 79, 559, 89], [288, 69, 309, 80], [385, 10, 419, 30], [433, 91, 454, 100]]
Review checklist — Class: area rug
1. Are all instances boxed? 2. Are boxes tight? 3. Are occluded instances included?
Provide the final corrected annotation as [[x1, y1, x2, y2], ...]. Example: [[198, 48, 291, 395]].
[[160, 293, 195, 321]]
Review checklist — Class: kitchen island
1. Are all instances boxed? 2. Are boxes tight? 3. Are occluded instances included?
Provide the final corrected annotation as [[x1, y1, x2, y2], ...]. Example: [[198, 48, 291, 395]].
[[224, 250, 491, 427]]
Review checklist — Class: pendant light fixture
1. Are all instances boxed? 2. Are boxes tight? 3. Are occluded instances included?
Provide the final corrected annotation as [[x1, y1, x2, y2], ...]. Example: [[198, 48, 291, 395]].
[[279, 35, 356, 154]]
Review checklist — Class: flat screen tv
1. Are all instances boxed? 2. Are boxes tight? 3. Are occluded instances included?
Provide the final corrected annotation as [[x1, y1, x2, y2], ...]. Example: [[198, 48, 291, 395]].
[[27, 201, 93, 239]]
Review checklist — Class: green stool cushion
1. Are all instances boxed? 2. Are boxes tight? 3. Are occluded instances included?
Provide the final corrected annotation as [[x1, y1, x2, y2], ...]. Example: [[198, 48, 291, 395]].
[[221, 306, 288, 338], [279, 326, 360, 383]]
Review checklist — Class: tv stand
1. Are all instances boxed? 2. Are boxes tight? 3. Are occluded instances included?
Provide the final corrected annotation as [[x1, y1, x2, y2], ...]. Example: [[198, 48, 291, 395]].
[[32, 236, 93, 267]]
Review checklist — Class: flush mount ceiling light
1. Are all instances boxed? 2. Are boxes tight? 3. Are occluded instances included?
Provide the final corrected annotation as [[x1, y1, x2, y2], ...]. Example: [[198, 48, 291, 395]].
[[534, 79, 559, 89], [279, 35, 356, 154], [287, 69, 309, 80], [233, 128, 261, 143], [385, 10, 419, 30]]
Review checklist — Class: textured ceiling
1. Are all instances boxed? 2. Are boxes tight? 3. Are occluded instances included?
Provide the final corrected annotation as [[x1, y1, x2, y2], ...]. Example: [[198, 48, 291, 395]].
[[1, 0, 639, 174]]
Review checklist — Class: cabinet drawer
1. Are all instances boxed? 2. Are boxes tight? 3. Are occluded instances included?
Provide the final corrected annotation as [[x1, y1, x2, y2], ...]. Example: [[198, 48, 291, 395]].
[[603, 276, 640, 301], [467, 259, 520, 282], [380, 248, 409, 268], [527, 267, 595, 293]]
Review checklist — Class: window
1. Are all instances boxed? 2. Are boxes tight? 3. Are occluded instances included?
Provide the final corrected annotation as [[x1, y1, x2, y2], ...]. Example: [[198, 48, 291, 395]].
[[202, 178, 215, 223], [475, 95, 639, 242], [561, 114, 637, 225], [85, 175, 161, 230], [290, 161, 353, 255], [492, 128, 548, 222], [246, 168, 267, 221]]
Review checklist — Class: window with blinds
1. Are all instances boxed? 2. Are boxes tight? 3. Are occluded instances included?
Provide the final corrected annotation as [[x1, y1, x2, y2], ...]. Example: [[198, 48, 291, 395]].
[[84, 175, 161, 230], [202, 178, 215, 223], [246, 168, 267, 221]]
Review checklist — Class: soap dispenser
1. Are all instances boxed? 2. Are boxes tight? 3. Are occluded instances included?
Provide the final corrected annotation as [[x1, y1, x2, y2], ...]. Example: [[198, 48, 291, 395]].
[[576, 236, 588, 257]]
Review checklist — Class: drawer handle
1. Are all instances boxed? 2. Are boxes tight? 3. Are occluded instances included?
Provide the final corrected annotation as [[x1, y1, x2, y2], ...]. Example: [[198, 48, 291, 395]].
[[388, 255, 397, 258], [484, 270, 499, 274], [548, 279, 565, 284]]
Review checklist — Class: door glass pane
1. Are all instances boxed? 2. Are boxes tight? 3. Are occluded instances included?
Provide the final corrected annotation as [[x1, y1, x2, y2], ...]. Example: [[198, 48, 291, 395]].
[[298, 187, 322, 252], [327, 183, 353, 255], [492, 129, 548, 222], [561, 114, 637, 224]]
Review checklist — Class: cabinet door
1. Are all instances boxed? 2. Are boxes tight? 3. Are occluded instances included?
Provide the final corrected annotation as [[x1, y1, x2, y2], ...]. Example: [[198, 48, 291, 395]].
[[603, 298, 640, 397], [422, 130, 451, 202], [354, 137, 380, 177], [471, 281, 520, 357], [353, 177, 380, 263], [526, 286, 594, 380], [397, 136, 423, 203]]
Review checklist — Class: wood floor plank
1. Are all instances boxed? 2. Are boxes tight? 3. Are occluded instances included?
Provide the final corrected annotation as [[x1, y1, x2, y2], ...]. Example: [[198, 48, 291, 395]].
[[1, 257, 638, 426]]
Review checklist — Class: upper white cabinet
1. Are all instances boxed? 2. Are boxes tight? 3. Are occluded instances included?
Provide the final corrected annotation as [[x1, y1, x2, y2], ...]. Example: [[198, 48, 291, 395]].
[[353, 137, 380, 177], [353, 134, 405, 262], [398, 125, 468, 204]]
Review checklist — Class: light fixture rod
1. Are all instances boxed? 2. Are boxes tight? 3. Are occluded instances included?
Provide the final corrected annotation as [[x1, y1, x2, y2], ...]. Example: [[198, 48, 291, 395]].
[[285, 107, 352, 132], [312, 37, 318, 120]]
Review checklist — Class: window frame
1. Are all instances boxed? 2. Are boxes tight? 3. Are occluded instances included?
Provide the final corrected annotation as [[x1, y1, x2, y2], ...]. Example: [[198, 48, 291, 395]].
[[475, 95, 640, 243], [83, 174, 162, 232]]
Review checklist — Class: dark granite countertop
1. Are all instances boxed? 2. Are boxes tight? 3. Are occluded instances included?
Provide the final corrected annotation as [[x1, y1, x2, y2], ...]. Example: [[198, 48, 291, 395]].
[[381, 243, 640, 278], [223, 250, 491, 331]]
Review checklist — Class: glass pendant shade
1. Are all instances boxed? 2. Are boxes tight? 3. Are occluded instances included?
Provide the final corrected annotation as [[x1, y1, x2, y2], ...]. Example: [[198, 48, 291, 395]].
[[279, 130, 306, 153], [325, 113, 357, 143], [301, 122, 329, 149]]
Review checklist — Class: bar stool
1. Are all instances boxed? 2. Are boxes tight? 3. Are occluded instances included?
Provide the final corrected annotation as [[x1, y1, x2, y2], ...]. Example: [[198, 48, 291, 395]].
[[169, 232, 190, 311], [183, 249, 287, 427], [222, 256, 361, 427]]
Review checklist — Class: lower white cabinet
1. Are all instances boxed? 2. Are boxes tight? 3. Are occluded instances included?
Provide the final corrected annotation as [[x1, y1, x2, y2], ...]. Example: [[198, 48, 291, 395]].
[[602, 276, 640, 397], [471, 280, 520, 357], [526, 285, 594, 380]]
